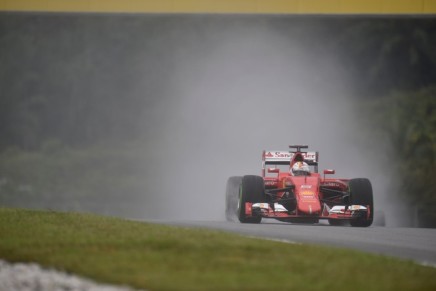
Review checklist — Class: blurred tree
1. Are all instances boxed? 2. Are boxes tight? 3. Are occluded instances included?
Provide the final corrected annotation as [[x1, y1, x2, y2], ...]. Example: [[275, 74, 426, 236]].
[[338, 19, 436, 96], [361, 86, 436, 226]]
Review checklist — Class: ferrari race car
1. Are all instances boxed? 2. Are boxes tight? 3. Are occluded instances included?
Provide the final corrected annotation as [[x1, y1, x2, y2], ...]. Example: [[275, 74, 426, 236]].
[[226, 145, 374, 227]]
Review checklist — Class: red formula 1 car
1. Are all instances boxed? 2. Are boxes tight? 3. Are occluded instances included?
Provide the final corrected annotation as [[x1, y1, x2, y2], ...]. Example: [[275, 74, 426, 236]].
[[226, 145, 373, 227]]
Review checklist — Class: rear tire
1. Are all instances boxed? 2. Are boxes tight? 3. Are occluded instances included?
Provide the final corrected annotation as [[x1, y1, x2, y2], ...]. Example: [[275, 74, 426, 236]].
[[225, 176, 242, 222], [238, 175, 265, 224], [349, 178, 374, 227]]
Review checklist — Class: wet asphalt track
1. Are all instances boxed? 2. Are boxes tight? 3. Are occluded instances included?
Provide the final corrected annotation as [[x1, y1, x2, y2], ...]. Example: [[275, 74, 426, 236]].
[[153, 220, 436, 267]]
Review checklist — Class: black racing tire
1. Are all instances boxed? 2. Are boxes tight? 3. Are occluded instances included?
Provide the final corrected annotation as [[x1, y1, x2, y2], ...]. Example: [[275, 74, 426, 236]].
[[225, 176, 242, 222], [238, 175, 265, 224], [349, 178, 374, 227]]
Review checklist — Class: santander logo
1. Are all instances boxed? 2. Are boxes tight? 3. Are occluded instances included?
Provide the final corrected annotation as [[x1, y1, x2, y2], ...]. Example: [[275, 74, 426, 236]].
[[265, 151, 292, 159], [274, 152, 291, 158]]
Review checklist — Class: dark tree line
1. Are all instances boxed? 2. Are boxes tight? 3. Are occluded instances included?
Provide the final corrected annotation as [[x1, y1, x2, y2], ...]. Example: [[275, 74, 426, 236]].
[[1, 15, 435, 150], [0, 14, 178, 150]]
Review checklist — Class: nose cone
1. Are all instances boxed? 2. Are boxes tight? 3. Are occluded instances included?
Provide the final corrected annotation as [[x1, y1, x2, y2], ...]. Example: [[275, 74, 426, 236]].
[[297, 199, 321, 215], [293, 176, 322, 215]]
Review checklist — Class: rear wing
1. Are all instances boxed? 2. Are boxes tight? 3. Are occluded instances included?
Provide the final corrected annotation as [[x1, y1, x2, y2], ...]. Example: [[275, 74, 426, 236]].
[[262, 150, 319, 175]]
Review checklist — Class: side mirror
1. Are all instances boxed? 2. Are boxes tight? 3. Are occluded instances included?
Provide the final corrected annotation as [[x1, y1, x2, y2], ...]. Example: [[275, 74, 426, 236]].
[[268, 168, 280, 173], [323, 169, 335, 175], [323, 169, 335, 179]]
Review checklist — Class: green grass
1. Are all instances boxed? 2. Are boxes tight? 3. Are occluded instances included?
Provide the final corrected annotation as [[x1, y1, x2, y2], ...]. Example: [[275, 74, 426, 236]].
[[1, 208, 435, 290]]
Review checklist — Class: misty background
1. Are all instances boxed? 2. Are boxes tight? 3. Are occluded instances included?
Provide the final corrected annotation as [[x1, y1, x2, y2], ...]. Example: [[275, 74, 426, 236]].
[[0, 13, 435, 227]]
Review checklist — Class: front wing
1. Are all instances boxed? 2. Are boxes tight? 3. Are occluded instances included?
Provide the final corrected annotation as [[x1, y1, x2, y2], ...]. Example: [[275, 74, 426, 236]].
[[246, 203, 370, 221]]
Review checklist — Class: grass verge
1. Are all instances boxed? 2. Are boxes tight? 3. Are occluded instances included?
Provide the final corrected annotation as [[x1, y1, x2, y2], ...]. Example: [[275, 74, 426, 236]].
[[1, 207, 436, 290]]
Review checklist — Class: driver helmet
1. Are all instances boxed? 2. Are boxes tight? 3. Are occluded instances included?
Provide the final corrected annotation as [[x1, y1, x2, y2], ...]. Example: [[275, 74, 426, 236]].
[[291, 161, 310, 176]]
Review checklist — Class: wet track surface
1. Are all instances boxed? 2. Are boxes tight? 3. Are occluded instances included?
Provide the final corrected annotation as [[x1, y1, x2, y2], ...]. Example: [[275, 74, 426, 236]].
[[151, 220, 436, 266]]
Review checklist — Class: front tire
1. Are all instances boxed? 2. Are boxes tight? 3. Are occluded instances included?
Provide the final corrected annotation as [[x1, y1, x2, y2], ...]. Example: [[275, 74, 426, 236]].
[[238, 175, 265, 224], [349, 178, 374, 227], [225, 176, 242, 222]]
